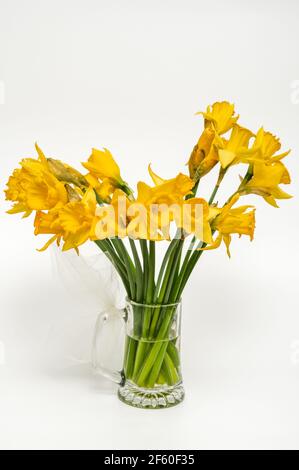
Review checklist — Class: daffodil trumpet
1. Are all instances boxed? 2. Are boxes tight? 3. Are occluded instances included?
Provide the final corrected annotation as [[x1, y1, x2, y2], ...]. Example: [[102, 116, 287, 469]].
[[5, 101, 292, 409]]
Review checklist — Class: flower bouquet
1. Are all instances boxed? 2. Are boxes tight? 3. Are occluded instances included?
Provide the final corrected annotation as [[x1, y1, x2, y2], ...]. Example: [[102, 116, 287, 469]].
[[5, 101, 292, 409]]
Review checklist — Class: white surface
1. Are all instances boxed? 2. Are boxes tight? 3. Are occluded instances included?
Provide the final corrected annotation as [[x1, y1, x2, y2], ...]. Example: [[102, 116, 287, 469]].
[[1, 0, 299, 450]]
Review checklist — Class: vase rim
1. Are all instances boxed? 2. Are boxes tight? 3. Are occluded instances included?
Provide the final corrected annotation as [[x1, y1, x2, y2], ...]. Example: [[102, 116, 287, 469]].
[[126, 297, 181, 308]]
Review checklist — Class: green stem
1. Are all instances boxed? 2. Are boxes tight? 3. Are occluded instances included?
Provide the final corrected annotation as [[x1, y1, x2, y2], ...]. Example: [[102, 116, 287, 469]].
[[163, 242, 183, 303], [147, 240, 179, 338], [131, 241, 148, 379], [94, 239, 130, 295], [147, 342, 169, 387], [111, 238, 136, 300], [153, 240, 178, 302], [139, 240, 149, 299], [129, 238, 143, 302], [147, 241, 156, 302], [157, 239, 180, 303], [163, 351, 179, 385], [136, 307, 176, 386]]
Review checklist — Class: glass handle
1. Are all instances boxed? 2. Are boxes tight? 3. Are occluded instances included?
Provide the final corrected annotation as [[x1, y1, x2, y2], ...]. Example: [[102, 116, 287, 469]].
[[92, 307, 126, 384]]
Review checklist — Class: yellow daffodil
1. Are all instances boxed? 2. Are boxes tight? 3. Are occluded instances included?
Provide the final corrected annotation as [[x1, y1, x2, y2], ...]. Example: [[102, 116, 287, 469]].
[[127, 196, 170, 241], [34, 209, 64, 251], [85, 173, 115, 202], [34, 188, 98, 252], [95, 189, 131, 239], [59, 190, 98, 251], [82, 148, 122, 184], [82, 147, 134, 199], [127, 203, 166, 241], [94, 170, 195, 241], [133, 169, 195, 239], [138, 171, 194, 206], [175, 198, 213, 244], [232, 128, 292, 206], [5, 147, 68, 217], [218, 125, 256, 169], [194, 141, 220, 179], [243, 161, 292, 207], [93, 185, 162, 241], [36, 143, 87, 188], [148, 166, 194, 195], [4, 103, 292, 273], [198, 101, 239, 135], [85, 172, 100, 189], [97, 179, 116, 202], [188, 126, 218, 179], [94, 188, 160, 242], [252, 127, 290, 162], [201, 194, 255, 257], [128, 171, 204, 240], [188, 101, 239, 179], [148, 165, 166, 185]]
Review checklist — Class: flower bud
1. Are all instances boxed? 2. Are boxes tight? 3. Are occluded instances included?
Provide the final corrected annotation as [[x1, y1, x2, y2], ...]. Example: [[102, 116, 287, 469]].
[[188, 127, 216, 179], [47, 158, 87, 188]]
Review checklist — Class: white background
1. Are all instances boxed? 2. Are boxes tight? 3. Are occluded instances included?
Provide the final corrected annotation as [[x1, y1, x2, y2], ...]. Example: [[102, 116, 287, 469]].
[[1, 0, 299, 450]]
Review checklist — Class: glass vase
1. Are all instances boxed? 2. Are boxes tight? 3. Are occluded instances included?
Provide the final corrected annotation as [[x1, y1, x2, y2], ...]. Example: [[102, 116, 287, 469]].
[[92, 298, 184, 409]]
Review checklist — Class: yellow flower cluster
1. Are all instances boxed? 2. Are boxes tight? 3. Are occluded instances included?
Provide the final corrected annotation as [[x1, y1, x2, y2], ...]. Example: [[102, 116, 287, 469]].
[[4, 101, 292, 256], [188, 101, 291, 207], [5, 144, 68, 217], [94, 170, 213, 242]]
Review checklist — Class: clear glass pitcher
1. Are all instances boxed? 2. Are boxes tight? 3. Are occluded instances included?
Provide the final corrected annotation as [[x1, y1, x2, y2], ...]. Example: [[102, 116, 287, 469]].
[[92, 298, 184, 409]]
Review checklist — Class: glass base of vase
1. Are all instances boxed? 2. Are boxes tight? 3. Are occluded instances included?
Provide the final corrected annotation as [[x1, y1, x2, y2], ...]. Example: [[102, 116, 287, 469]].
[[118, 380, 185, 409]]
